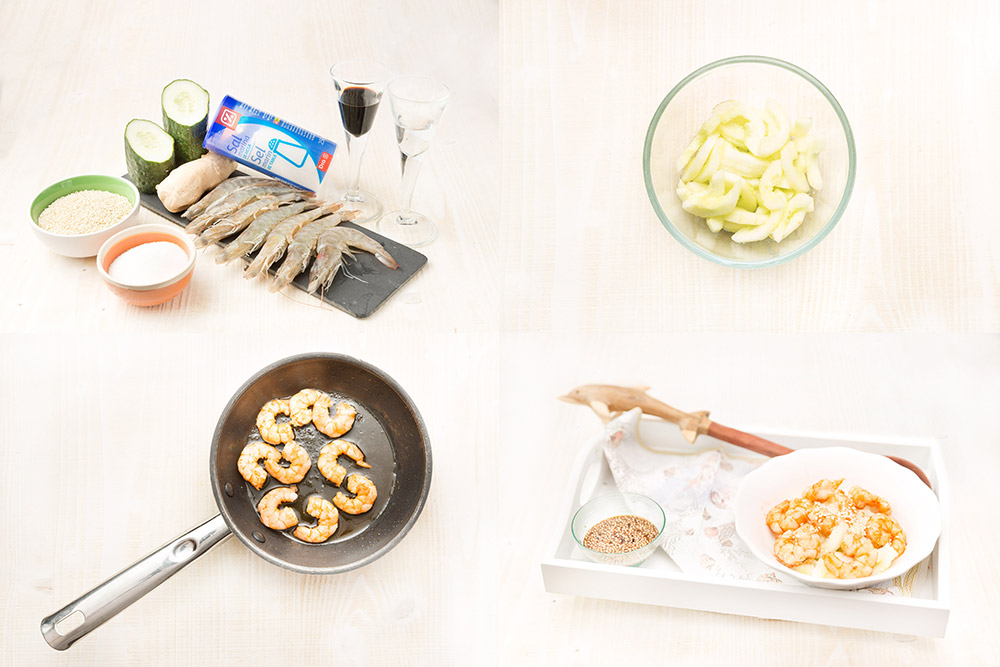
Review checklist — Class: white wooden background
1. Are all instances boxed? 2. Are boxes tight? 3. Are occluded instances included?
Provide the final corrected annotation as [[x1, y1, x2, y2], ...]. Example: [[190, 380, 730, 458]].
[[500, 0, 1000, 332], [0, 0, 499, 334], [498, 334, 1000, 665], [3, 0, 1000, 665]]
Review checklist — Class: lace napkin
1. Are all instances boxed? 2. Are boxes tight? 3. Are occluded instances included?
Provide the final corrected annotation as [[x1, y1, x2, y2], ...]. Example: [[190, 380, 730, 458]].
[[600, 408, 924, 596]]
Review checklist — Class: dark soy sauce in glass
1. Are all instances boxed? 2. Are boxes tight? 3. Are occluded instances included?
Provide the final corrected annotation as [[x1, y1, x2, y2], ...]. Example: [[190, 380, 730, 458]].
[[338, 86, 381, 137]]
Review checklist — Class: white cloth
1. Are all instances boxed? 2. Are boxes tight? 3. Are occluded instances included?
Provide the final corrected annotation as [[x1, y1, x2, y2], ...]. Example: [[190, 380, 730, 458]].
[[600, 409, 923, 595]]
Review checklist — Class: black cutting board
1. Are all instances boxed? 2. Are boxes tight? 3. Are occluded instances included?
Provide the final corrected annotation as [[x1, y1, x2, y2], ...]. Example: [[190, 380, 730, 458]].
[[127, 173, 427, 318]]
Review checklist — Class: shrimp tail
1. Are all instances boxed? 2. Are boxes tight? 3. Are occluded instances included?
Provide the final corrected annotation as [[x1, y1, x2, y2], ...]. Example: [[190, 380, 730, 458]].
[[269, 248, 310, 292]]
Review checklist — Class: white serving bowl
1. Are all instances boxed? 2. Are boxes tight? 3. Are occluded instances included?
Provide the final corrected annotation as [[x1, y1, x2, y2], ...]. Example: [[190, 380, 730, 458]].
[[29, 174, 141, 258], [734, 447, 941, 590]]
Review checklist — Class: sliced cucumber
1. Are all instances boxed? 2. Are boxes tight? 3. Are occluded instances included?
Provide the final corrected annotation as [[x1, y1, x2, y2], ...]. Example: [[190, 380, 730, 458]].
[[125, 119, 175, 193], [161, 79, 209, 164]]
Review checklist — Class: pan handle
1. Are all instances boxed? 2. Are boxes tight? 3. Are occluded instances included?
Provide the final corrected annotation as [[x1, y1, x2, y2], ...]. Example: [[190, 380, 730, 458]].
[[40, 514, 231, 650]]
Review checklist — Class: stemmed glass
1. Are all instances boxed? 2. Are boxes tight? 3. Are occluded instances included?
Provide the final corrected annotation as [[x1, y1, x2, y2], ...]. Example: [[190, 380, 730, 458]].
[[330, 60, 391, 223], [376, 77, 451, 247]]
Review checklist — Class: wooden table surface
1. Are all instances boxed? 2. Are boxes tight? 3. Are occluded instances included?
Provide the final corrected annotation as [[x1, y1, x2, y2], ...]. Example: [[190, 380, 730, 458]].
[[500, 0, 999, 332]]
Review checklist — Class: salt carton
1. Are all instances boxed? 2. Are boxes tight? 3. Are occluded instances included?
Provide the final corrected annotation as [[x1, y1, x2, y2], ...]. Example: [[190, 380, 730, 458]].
[[204, 95, 337, 192]]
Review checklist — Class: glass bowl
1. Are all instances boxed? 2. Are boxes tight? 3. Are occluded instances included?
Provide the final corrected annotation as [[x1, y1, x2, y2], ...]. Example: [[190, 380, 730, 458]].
[[571, 492, 666, 567], [643, 56, 856, 268]]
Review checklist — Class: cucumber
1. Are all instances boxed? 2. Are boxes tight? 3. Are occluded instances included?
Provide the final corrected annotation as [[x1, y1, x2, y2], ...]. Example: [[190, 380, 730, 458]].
[[124, 119, 175, 194], [161, 79, 210, 164]]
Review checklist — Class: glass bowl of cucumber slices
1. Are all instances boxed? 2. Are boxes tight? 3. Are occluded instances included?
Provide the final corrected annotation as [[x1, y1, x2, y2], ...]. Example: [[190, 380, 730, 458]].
[[643, 56, 856, 268]]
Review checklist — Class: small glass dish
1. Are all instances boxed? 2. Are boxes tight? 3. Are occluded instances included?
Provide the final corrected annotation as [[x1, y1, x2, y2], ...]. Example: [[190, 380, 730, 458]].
[[571, 492, 666, 567], [643, 55, 856, 268]]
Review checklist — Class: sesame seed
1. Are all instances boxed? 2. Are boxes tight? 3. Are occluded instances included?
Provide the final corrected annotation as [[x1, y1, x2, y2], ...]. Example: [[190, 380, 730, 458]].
[[38, 190, 132, 235], [583, 514, 659, 554]]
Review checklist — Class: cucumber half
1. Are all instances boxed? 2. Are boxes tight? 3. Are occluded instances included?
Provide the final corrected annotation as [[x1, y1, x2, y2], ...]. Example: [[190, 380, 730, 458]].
[[162, 79, 209, 164], [125, 119, 175, 194]]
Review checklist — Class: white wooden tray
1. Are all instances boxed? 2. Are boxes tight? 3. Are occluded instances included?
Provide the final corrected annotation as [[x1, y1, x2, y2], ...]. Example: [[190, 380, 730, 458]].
[[541, 421, 950, 637]]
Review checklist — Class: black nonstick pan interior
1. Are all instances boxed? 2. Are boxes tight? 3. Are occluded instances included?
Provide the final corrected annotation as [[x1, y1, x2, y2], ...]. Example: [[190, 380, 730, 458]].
[[212, 353, 432, 573]]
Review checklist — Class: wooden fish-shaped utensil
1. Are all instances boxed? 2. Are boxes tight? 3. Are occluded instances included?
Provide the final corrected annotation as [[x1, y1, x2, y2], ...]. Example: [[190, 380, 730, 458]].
[[559, 384, 932, 488]]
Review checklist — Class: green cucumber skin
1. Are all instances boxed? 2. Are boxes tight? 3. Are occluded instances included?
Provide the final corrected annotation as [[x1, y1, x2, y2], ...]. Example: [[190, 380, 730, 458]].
[[162, 80, 210, 165], [124, 129, 175, 194], [163, 113, 207, 164]]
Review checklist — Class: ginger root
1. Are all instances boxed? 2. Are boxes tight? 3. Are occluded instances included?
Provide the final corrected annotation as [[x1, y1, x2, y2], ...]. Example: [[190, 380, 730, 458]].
[[156, 151, 236, 212]]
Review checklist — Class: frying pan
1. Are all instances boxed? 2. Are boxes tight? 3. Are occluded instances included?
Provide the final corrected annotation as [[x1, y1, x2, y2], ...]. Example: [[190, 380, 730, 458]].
[[40, 353, 432, 650]]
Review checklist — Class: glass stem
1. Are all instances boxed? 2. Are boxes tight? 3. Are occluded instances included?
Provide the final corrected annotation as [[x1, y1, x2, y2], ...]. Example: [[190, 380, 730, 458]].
[[344, 133, 370, 202], [397, 153, 424, 225]]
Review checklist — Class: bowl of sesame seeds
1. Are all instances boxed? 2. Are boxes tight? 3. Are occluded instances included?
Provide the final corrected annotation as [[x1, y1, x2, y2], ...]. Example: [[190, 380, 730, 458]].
[[571, 492, 666, 567], [30, 174, 141, 257]]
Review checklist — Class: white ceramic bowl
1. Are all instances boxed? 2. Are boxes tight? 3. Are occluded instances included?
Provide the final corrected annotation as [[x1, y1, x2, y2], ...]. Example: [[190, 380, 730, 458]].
[[96, 224, 196, 307], [29, 174, 141, 258], [734, 447, 941, 590]]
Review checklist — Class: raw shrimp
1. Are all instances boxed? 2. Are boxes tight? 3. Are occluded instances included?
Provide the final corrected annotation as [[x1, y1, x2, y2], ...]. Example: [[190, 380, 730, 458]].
[[214, 201, 328, 265], [268, 213, 350, 293], [292, 496, 339, 543], [257, 486, 299, 530], [333, 474, 377, 514], [182, 176, 275, 219], [313, 395, 356, 437], [317, 439, 371, 486], [865, 514, 906, 553], [237, 442, 279, 490], [773, 523, 821, 567], [307, 227, 400, 294], [766, 498, 812, 535], [803, 478, 845, 503], [195, 192, 300, 247], [187, 184, 312, 235], [289, 388, 328, 426], [243, 203, 344, 278], [848, 486, 892, 514], [264, 441, 312, 484], [256, 398, 294, 445]]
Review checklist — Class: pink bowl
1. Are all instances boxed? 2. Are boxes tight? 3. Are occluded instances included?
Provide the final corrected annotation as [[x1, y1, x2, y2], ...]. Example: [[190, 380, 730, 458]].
[[96, 224, 196, 306]]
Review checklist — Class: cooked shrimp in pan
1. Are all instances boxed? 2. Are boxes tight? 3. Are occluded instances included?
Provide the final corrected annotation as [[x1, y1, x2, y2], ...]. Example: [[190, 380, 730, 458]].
[[317, 439, 371, 486], [257, 486, 299, 530], [264, 441, 312, 484], [237, 442, 279, 490], [313, 395, 356, 438], [289, 388, 328, 426], [257, 398, 294, 445], [292, 496, 339, 543], [333, 474, 377, 514]]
